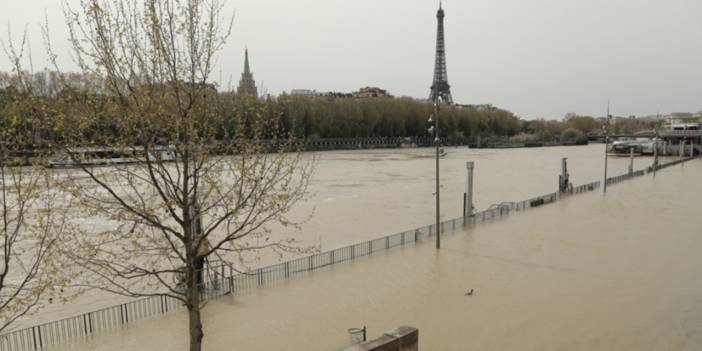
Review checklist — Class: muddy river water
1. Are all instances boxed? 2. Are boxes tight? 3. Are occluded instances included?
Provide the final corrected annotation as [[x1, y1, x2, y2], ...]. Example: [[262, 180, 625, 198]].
[[16, 145, 702, 350]]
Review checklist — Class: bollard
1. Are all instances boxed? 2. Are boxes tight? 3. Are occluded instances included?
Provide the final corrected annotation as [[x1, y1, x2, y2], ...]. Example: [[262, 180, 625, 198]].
[[653, 138, 659, 171], [628, 148, 634, 175], [559, 157, 571, 194], [464, 162, 475, 217], [680, 140, 685, 158]]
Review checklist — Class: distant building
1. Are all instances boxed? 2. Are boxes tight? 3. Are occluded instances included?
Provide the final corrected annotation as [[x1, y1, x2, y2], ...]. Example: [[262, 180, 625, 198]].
[[237, 49, 258, 98], [669, 112, 694, 120], [353, 87, 392, 98], [456, 104, 493, 111], [291, 89, 326, 97], [290, 88, 388, 99]]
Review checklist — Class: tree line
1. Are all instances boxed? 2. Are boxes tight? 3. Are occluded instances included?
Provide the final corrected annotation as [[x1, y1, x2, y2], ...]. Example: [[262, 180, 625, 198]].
[[0, 78, 662, 147]]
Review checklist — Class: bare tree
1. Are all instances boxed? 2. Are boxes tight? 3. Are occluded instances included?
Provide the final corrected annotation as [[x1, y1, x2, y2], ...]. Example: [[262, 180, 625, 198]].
[[46, 1, 314, 350], [0, 36, 72, 333]]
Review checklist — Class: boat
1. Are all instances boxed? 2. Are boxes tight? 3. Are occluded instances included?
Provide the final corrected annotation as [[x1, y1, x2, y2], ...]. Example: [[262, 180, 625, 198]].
[[47, 145, 176, 168], [609, 138, 654, 155]]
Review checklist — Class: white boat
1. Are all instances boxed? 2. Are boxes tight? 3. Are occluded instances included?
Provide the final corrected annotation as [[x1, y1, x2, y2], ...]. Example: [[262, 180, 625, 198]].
[[609, 138, 654, 155]]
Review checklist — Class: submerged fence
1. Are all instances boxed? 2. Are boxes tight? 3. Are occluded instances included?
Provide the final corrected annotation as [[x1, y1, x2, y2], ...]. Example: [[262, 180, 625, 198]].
[[0, 157, 695, 351]]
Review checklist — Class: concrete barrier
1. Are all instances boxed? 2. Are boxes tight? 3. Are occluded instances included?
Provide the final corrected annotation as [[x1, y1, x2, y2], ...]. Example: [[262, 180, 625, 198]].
[[344, 326, 418, 351]]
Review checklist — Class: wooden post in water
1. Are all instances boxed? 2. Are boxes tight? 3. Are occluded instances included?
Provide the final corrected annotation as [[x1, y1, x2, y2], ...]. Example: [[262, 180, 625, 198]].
[[463, 162, 474, 217], [559, 157, 570, 195]]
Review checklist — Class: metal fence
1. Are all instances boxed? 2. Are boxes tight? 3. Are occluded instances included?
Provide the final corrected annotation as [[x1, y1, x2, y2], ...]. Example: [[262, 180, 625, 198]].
[[605, 156, 697, 187], [0, 157, 693, 351]]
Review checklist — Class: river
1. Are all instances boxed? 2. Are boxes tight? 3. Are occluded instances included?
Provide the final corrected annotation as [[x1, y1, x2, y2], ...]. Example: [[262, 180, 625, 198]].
[[45, 149, 702, 350], [10, 145, 685, 338]]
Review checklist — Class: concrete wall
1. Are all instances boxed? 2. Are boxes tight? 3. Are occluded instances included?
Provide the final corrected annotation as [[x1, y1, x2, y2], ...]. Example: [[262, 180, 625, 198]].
[[343, 326, 418, 351]]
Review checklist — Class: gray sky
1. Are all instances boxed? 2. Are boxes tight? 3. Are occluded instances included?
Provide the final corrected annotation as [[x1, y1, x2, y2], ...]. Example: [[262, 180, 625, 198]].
[[2, 0, 702, 119]]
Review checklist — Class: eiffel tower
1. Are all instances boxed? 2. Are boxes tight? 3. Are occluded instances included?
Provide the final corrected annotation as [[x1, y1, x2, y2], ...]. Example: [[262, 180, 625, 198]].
[[429, 2, 453, 104]]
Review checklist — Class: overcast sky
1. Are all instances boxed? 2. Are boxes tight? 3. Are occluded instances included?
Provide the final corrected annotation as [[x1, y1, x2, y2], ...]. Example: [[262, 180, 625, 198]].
[[1, 0, 701, 119]]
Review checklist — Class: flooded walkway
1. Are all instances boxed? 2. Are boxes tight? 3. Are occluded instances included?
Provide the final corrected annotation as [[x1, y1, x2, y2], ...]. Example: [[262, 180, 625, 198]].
[[51, 158, 702, 350]]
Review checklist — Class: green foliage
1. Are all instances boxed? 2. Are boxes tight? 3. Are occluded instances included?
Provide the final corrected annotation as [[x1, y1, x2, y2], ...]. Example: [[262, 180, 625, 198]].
[[560, 128, 586, 143]]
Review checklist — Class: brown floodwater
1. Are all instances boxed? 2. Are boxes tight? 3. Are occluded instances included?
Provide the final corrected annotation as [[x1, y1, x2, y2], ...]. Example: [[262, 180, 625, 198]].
[[16, 144, 643, 328], [41, 147, 702, 350]]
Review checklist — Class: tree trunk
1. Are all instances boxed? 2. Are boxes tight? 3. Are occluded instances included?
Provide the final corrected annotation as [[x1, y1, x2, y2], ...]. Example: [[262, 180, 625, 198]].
[[188, 258, 204, 351]]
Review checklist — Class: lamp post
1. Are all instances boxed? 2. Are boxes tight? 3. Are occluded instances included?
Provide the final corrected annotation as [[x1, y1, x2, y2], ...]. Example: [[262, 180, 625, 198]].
[[603, 102, 611, 193], [428, 95, 441, 249]]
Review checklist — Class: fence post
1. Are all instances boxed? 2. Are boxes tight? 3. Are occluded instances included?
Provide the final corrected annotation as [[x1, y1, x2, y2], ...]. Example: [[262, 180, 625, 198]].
[[351, 245, 355, 259], [308, 256, 313, 271], [257, 269, 263, 286], [385, 236, 389, 249], [285, 261, 290, 278], [32, 327, 38, 350]]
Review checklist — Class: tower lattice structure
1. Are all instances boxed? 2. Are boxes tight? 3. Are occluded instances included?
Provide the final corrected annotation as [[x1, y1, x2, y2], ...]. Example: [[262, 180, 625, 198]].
[[238, 48, 258, 98], [429, 3, 453, 104]]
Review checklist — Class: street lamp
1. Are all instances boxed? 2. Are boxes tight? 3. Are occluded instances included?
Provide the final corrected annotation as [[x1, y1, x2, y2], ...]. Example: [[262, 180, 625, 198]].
[[603, 101, 611, 193], [428, 95, 441, 249]]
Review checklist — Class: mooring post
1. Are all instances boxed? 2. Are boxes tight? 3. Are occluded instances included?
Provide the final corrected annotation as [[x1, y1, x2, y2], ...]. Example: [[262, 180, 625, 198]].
[[690, 141, 694, 157], [680, 140, 685, 159], [628, 148, 634, 175], [663, 140, 668, 155], [463, 161, 474, 217], [558, 157, 571, 195], [653, 138, 659, 171]]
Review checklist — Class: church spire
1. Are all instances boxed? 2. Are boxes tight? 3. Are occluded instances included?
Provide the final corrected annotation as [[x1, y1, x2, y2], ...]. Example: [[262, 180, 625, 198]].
[[244, 48, 251, 75], [238, 48, 258, 98]]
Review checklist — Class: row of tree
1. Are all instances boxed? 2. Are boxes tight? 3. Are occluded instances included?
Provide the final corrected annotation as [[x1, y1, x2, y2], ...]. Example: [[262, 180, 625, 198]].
[[1, 85, 664, 148], [2, 72, 665, 146]]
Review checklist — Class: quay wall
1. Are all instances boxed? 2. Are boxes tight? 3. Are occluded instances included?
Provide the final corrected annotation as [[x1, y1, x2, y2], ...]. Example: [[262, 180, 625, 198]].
[[343, 326, 418, 351]]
